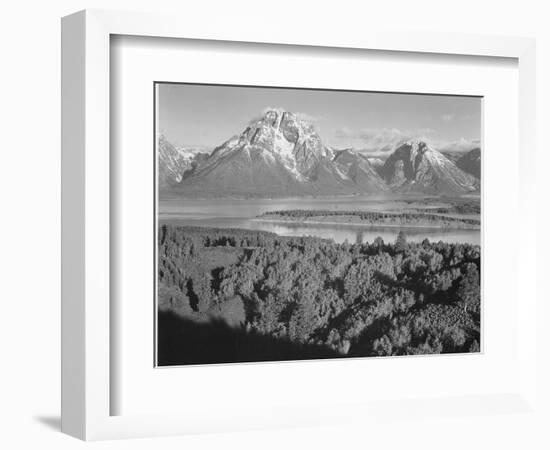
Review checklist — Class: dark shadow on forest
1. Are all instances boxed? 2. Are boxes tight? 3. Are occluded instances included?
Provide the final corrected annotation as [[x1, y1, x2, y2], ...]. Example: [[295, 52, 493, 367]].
[[157, 310, 342, 366]]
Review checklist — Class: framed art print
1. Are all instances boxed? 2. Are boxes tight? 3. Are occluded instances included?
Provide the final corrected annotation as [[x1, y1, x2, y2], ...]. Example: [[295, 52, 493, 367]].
[[61, 9, 538, 440]]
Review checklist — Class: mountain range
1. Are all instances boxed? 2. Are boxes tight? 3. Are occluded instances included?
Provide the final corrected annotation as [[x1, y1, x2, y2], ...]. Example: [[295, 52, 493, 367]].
[[379, 141, 479, 194], [158, 135, 208, 188], [160, 109, 481, 198]]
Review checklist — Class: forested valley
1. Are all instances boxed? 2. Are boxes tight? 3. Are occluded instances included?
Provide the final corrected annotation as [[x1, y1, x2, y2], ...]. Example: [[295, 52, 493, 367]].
[[157, 225, 481, 365]]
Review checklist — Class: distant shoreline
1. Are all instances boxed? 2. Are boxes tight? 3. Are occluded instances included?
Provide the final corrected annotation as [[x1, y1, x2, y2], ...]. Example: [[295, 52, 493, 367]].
[[160, 192, 481, 202], [252, 217, 480, 231]]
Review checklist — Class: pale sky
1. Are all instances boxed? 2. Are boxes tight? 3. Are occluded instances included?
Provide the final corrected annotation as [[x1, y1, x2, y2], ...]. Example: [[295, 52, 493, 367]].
[[157, 83, 481, 156]]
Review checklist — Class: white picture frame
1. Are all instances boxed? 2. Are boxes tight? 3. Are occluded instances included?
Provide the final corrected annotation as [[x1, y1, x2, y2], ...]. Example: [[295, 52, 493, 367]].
[[61, 9, 537, 441]]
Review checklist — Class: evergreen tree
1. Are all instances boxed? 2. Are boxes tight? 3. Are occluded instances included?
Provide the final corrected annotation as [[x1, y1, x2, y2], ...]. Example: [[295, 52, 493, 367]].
[[395, 231, 407, 252], [457, 263, 480, 312]]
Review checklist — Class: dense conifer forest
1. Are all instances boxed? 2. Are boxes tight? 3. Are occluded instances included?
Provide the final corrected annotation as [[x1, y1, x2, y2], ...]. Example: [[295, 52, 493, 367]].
[[157, 225, 481, 365]]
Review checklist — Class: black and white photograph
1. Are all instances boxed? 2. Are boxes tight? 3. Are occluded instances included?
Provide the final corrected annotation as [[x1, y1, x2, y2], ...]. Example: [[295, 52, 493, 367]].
[[156, 83, 482, 366]]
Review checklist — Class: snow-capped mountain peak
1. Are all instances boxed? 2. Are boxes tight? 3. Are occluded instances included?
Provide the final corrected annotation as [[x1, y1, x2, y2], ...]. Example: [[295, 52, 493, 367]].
[[380, 140, 479, 194], [206, 109, 331, 182], [163, 109, 388, 197], [248, 109, 329, 159]]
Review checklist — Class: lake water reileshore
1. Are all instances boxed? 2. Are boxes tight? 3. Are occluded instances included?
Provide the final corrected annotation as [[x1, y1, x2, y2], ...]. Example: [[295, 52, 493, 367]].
[[159, 195, 481, 245], [252, 217, 480, 230]]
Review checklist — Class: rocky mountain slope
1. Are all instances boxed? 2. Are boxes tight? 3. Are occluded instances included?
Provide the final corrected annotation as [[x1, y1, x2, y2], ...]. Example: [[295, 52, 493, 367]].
[[170, 109, 387, 197], [441, 151, 463, 164], [332, 149, 388, 192], [158, 135, 208, 187], [456, 148, 481, 179], [379, 141, 479, 194]]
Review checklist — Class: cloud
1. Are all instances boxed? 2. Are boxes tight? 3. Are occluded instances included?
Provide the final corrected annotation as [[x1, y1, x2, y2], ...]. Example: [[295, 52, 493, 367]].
[[443, 112, 480, 122], [437, 137, 481, 153], [259, 107, 319, 123], [261, 106, 282, 114], [332, 127, 479, 156], [294, 112, 319, 123], [334, 126, 354, 138], [333, 127, 435, 156]]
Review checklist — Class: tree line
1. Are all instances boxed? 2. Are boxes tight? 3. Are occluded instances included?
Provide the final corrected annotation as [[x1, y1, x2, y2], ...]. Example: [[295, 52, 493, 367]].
[[259, 209, 480, 227]]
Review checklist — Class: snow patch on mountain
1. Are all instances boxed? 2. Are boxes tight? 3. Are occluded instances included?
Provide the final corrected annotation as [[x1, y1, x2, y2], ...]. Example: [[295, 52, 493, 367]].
[[170, 109, 388, 197], [158, 135, 208, 186], [201, 109, 329, 183], [380, 140, 479, 194]]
